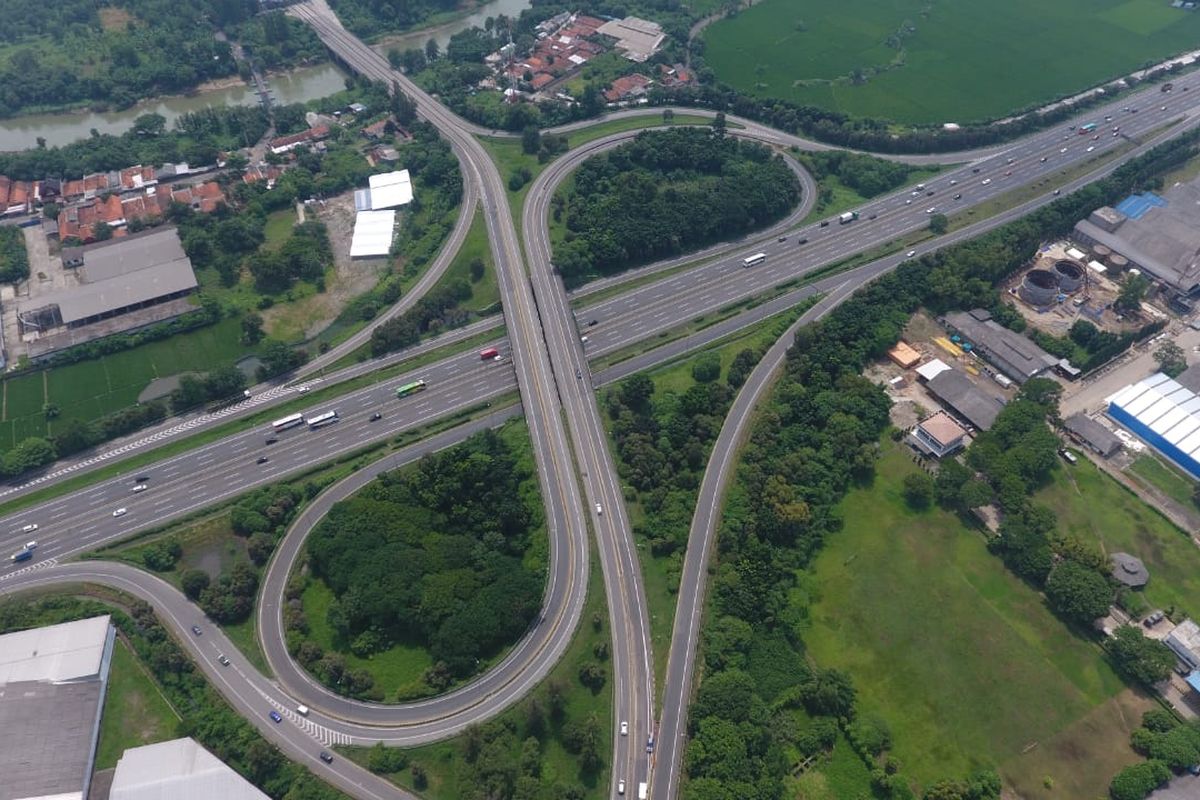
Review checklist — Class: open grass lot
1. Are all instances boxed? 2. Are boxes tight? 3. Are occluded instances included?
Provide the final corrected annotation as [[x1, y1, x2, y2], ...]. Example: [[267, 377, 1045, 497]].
[[1039, 454, 1200, 620], [441, 209, 499, 313], [94, 637, 180, 769], [801, 442, 1150, 797], [1127, 452, 1197, 509], [341, 546, 613, 800], [0, 317, 247, 451], [703, 0, 1200, 124]]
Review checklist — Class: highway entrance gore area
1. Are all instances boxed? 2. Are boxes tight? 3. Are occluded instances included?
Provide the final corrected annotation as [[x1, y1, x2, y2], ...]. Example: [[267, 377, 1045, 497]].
[[10, 2, 1200, 800]]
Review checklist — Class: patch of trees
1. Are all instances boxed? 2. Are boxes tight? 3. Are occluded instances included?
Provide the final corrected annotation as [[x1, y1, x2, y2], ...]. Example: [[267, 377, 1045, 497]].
[[1110, 709, 1200, 798], [1107, 625, 1177, 686], [1027, 317, 1166, 374], [0, 594, 350, 800], [299, 430, 544, 699], [369, 279, 471, 356], [326, 0, 460, 38], [171, 363, 249, 411], [0, 227, 30, 284], [799, 150, 919, 198], [232, 13, 325, 71], [248, 221, 334, 294], [0, 0, 248, 118], [553, 127, 800, 284]]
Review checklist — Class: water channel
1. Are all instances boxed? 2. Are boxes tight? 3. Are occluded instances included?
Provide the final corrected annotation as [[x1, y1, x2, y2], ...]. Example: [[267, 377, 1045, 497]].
[[0, 0, 532, 152]]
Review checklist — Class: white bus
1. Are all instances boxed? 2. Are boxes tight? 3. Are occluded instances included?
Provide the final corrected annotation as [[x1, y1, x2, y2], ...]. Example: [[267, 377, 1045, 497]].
[[742, 252, 767, 268], [272, 413, 305, 432], [308, 410, 340, 430]]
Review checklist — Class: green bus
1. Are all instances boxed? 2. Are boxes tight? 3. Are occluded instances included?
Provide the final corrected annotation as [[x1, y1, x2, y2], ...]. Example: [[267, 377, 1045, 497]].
[[396, 379, 427, 398]]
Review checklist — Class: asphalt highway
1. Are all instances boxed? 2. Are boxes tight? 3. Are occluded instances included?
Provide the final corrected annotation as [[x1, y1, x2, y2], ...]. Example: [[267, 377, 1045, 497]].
[[5, 10, 1200, 799]]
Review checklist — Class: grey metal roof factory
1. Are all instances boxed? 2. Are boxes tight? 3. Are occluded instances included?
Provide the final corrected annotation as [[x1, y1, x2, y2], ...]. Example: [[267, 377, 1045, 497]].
[[942, 309, 1061, 383], [16, 227, 198, 361], [0, 615, 115, 800]]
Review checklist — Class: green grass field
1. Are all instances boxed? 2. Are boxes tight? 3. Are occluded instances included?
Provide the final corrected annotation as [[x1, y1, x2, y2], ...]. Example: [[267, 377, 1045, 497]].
[[0, 317, 248, 450], [441, 209, 499, 313], [1038, 454, 1200, 620], [703, 0, 1200, 124], [94, 637, 180, 769], [1127, 452, 1197, 509], [801, 442, 1150, 797]]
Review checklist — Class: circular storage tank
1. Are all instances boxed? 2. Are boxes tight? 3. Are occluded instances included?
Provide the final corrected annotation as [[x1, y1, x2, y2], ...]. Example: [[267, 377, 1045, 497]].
[[1110, 253, 1129, 269], [1054, 260, 1085, 293], [1019, 268, 1060, 305], [1093, 244, 1112, 259]]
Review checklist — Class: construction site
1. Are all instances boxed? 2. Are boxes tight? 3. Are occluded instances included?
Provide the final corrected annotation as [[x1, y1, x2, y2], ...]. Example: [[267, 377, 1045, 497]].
[[1000, 241, 1148, 339]]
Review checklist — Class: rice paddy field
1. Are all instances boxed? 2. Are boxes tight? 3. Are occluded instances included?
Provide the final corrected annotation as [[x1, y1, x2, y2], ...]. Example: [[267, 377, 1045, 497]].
[[702, 0, 1200, 124]]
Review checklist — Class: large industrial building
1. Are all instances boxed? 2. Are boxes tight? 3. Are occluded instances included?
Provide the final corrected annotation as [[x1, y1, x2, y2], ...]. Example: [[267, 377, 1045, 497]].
[[354, 169, 413, 211], [109, 738, 270, 800], [1072, 180, 1200, 296], [1107, 371, 1200, 479], [917, 359, 1005, 431], [0, 614, 115, 800], [942, 309, 1062, 383], [16, 227, 199, 361]]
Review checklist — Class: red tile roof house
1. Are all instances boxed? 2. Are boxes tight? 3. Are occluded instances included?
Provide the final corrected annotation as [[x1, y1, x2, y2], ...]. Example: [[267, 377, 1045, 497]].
[[604, 74, 652, 104]]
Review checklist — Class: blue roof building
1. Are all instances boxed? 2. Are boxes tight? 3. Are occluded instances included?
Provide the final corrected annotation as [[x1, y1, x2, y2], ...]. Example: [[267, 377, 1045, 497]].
[[1107, 372, 1200, 479]]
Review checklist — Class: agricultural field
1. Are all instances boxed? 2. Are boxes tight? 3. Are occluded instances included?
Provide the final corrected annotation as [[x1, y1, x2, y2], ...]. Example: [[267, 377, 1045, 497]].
[[702, 0, 1200, 124], [0, 318, 246, 450], [800, 442, 1151, 798]]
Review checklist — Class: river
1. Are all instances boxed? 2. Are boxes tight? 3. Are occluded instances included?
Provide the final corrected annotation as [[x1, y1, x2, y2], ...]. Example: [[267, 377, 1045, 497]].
[[0, 0, 532, 152]]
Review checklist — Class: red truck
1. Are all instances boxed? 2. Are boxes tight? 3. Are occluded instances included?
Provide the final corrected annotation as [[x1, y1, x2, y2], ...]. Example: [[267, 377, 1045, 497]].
[[480, 347, 499, 360]]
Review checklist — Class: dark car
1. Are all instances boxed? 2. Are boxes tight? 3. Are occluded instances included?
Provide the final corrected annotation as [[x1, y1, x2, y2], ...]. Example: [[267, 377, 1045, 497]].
[[575, 369, 582, 379], [218, 654, 231, 666], [265, 437, 278, 445], [256, 456, 269, 465], [269, 710, 283, 723], [953, 193, 962, 200], [588, 319, 598, 327], [191, 625, 202, 636], [319, 751, 334, 764], [646, 735, 655, 754], [925, 190, 935, 196], [777, 235, 787, 242], [971, 167, 980, 173], [819, 220, 829, 228], [370, 412, 382, 421], [868, 213, 877, 220], [135, 475, 150, 483]]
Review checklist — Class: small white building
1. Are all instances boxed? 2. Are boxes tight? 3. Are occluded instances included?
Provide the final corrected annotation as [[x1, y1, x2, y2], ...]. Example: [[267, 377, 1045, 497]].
[[1166, 619, 1200, 671]]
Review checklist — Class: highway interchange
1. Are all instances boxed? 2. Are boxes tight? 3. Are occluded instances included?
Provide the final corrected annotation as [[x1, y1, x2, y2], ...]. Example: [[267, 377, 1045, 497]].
[[6, 5, 1200, 798]]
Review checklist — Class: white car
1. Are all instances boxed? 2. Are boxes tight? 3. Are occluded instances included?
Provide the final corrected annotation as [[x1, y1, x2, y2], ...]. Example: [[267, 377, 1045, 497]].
[[112, 508, 127, 518], [620, 721, 628, 736], [981, 178, 991, 185], [906, 250, 917, 258], [1060, 147, 1068, 153], [905, 199, 912, 204], [925, 207, 936, 214], [24, 540, 37, 550], [618, 780, 626, 795], [132, 484, 148, 493], [296, 386, 310, 393], [949, 179, 957, 185], [21, 524, 37, 533], [595, 503, 603, 515], [1086, 146, 1095, 152]]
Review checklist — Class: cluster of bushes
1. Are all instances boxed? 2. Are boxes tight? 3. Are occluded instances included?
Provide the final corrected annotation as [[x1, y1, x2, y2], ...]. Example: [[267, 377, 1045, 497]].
[[369, 279, 472, 356], [247, 221, 334, 294], [1109, 710, 1200, 799], [231, 11, 325, 72], [292, 430, 544, 699], [799, 149, 922, 201], [553, 126, 800, 284], [1024, 318, 1167, 374], [0, 594, 349, 800], [0, 227, 29, 284]]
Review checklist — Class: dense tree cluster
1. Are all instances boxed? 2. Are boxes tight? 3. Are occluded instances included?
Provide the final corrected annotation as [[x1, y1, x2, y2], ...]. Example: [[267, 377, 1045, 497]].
[[231, 13, 325, 72], [327, 0, 461, 38], [369, 279, 472, 356], [248, 221, 335, 294], [0, 595, 349, 800], [0, 227, 30, 284], [299, 430, 544, 698], [1109, 709, 1200, 797], [800, 150, 919, 199], [1107, 626, 1177, 686], [171, 363, 249, 412], [553, 128, 800, 284], [0, 0, 250, 118]]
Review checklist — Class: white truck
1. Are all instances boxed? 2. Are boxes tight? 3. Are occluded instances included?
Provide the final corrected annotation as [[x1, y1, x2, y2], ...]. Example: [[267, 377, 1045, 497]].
[[638, 783, 648, 800], [838, 211, 859, 224]]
